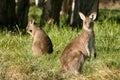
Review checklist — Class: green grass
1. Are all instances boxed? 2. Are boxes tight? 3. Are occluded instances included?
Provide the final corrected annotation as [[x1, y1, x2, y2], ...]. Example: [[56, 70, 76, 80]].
[[0, 6, 120, 80]]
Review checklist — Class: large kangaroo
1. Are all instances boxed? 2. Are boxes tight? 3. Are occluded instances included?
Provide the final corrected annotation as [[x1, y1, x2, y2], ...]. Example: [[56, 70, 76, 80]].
[[60, 12, 97, 75], [26, 18, 53, 55]]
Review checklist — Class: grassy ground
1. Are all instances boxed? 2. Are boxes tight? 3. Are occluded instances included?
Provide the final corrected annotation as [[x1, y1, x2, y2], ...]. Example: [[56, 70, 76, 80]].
[[0, 6, 120, 80]]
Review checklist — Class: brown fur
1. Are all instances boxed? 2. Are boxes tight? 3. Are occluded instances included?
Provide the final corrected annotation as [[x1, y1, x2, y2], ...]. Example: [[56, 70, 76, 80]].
[[60, 12, 97, 75], [26, 19, 53, 55]]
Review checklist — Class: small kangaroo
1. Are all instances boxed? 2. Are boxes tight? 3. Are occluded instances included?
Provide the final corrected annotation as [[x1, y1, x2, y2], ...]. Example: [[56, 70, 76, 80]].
[[60, 12, 97, 75], [26, 18, 53, 55]]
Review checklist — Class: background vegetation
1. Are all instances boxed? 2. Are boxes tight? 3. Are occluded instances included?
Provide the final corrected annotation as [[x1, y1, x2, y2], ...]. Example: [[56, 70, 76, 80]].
[[0, 6, 120, 80]]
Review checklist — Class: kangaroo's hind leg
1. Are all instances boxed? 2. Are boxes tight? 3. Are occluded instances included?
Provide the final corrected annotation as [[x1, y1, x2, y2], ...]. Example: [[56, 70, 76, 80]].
[[67, 51, 85, 74]]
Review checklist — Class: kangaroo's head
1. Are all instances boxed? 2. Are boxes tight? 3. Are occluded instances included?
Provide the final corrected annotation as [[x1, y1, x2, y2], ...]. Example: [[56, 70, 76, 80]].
[[26, 19, 35, 33], [79, 12, 97, 31], [26, 14, 36, 33]]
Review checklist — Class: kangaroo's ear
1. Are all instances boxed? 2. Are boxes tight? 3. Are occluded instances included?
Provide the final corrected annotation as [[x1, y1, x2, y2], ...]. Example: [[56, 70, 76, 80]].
[[89, 12, 97, 21], [30, 19, 35, 24], [29, 15, 35, 24], [78, 12, 86, 21]]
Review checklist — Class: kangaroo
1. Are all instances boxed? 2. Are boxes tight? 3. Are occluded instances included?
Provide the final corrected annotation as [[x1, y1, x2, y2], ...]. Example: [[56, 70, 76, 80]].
[[60, 12, 97, 75], [26, 19, 53, 55]]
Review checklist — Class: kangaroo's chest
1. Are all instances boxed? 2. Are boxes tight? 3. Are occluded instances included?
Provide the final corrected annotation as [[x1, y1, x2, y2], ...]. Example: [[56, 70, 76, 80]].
[[84, 33, 93, 56]]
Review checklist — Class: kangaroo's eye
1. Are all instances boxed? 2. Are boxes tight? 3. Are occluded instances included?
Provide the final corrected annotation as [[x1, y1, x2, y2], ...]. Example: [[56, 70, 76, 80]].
[[30, 30, 32, 32]]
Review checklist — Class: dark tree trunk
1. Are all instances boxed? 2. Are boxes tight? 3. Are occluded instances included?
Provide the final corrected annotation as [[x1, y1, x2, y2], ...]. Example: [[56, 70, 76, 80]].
[[51, 0, 63, 25], [17, 0, 30, 29], [40, 0, 63, 26], [40, 0, 52, 26], [7, 0, 16, 26], [0, 0, 16, 26], [68, 0, 99, 27]]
